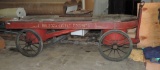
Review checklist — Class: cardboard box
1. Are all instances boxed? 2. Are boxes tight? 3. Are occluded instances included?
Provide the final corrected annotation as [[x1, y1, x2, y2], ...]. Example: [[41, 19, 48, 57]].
[[146, 60, 160, 70], [137, 3, 160, 48]]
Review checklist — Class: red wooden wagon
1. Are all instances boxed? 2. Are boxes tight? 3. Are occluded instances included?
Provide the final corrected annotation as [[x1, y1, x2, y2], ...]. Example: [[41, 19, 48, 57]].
[[5, 2, 144, 61]]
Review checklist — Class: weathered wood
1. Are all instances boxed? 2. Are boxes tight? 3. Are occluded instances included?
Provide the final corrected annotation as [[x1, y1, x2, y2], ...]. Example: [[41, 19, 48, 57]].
[[9, 14, 137, 22]]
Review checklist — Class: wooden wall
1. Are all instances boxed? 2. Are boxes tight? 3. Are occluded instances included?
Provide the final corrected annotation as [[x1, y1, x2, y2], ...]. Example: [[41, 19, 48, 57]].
[[138, 3, 160, 48]]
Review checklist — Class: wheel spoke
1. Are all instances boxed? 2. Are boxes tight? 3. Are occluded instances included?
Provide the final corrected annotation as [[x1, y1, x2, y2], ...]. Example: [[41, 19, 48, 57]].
[[117, 48, 127, 54], [103, 39, 111, 43], [32, 44, 39, 48], [116, 50, 122, 57], [108, 49, 113, 56], [113, 32, 118, 43], [115, 34, 119, 43], [22, 45, 28, 49], [114, 49, 116, 57], [31, 38, 37, 42], [27, 46, 30, 51], [22, 45, 29, 54], [103, 48, 112, 52], [29, 46, 37, 53]]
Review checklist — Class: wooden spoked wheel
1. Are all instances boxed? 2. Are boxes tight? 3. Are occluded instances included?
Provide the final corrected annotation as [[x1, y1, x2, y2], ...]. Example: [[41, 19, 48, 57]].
[[99, 30, 133, 61], [16, 29, 43, 57]]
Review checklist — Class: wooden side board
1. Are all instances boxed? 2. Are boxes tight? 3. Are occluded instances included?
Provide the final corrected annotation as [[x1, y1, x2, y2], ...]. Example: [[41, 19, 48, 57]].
[[138, 3, 160, 48]]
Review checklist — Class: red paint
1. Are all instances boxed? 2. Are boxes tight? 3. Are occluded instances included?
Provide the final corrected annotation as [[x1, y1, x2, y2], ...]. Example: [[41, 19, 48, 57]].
[[26, 31, 38, 43], [45, 29, 76, 40], [27, 29, 76, 42], [102, 29, 128, 45], [34, 29, 47, 41], [6, 20, 138, 29]]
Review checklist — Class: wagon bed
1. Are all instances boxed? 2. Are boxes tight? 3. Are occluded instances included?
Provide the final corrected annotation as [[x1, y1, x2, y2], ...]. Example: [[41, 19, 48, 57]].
[[6, 14, 138, 30]]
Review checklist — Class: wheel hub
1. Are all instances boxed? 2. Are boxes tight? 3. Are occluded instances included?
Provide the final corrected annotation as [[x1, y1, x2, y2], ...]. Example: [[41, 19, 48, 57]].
[[27, 41, 32, 46], [112, 45, 118, 49]]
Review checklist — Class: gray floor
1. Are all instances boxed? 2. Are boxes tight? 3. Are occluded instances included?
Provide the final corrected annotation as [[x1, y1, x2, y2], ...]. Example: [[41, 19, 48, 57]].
[[0, 40, 145, 70]]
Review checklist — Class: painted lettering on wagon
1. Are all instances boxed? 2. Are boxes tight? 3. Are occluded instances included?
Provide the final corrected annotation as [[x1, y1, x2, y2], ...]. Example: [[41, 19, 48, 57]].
[[41, 24, 70, 28], [41, 23, 90, 29]]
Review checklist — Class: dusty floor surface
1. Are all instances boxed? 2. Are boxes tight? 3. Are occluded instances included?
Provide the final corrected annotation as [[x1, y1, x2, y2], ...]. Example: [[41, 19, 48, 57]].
[[0, 40, 145, 70]]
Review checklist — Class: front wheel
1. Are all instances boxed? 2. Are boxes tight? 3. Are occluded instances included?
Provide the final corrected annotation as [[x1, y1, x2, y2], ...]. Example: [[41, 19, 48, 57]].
[[16, 29, 43, 57], [99, 30, 133, 61]]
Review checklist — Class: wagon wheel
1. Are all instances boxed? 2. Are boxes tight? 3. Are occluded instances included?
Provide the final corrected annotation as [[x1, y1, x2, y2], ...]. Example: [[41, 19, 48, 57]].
[[16, 29, 43, 57], [99, 30, 133, 61]]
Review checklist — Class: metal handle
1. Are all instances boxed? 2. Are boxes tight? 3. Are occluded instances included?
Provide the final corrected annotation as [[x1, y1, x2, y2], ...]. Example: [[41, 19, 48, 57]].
[[139, 1, 145, 8], [138, 1, 145, 19]]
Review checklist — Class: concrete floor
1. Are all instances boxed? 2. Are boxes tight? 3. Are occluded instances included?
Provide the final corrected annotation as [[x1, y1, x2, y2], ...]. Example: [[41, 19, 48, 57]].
[[0, 40, 145, 70]]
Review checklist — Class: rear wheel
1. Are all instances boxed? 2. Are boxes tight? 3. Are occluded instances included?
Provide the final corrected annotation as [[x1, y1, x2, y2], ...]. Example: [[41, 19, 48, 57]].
[[16, 29, 43, 57], [99, 30, 133, 61]]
